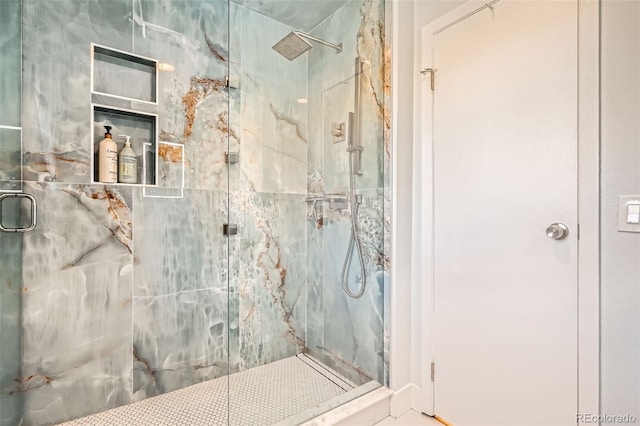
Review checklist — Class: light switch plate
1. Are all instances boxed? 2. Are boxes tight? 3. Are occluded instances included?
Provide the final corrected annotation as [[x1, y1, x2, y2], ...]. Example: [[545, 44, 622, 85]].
[[618, 195, 640, 233]]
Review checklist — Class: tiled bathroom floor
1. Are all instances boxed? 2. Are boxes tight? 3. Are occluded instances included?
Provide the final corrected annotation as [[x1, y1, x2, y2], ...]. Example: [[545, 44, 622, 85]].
[[60, 355, 357, 426], [377, 410, 442, 426]]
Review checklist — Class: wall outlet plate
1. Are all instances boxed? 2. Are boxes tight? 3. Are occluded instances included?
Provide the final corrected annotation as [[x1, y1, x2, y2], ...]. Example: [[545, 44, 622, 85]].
[[618, 195, 640, 233]]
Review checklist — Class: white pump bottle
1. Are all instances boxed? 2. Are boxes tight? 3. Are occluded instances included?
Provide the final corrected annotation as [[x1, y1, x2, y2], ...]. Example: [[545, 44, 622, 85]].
[[98, 126, 118, 183], [118, 135, 138, 184]]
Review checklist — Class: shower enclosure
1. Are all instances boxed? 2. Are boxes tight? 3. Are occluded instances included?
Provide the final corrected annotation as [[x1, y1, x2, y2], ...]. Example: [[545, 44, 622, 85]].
[[0, 0, 388, 424]]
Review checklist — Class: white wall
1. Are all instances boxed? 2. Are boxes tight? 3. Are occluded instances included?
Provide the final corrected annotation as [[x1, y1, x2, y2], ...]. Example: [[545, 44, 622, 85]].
[[600, 0, 640, 418], [411, 0, 464, 393], [414, 0, 465, 56], [393, 0, 637, 418], [390, 0, 465, 416], [390, 0, 415, 394]]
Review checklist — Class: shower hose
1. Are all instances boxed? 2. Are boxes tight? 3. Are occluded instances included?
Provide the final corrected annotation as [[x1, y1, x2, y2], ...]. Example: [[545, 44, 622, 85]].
[[340, 150, 367, 299]]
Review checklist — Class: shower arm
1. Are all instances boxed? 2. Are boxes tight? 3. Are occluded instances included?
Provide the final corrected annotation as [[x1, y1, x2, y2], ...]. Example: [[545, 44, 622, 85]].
[[294, 31, 343, 53]]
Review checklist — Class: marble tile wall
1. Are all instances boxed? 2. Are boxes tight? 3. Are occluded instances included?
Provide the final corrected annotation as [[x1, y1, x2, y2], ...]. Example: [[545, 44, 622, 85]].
[[4, 0, 309, 424], [0, 0, 22, 192], [234, 6, 309, 195], [382, 0, 392, 387], [305, 0, 388, 386], [20, 183, 134, 425], [230, 191, 307, 371], [0, 0, 23, 424], [132, 0, 234, 191], [227, 3, 310, 376], [1, 0, 388, 424], [131, 189, 229, 401], [0, 206, 23, 426], [0, 0, 21, 129], [21, 0, 133, 184]]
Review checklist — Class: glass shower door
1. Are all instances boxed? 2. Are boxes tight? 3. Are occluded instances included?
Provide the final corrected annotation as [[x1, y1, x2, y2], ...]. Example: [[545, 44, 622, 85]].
[[227, 0, 387, 424], [1, 1, 233, 424], [0, 0, 24, 423], [226, 2, 314, 423], [0, 193, 24, 426]]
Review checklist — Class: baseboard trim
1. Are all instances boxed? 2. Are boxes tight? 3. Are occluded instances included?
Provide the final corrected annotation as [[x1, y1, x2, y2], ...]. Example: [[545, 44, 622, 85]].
[[435, 415, 454, 426], [389, 383, 420, 418]]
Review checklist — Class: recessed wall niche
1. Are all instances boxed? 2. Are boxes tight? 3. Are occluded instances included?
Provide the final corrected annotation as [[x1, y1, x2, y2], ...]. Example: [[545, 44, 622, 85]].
[[90, 44, 159, 186], [91, 44, 158, 105], [92, 105, 158, 186]]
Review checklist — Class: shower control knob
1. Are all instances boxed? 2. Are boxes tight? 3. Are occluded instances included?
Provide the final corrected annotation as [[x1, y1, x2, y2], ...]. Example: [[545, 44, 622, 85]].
[[546, 223, 569, 240]]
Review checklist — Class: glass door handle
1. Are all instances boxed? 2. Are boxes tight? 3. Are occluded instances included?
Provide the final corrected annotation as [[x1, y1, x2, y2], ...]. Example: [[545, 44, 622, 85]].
[[0, 193, 37, 233]]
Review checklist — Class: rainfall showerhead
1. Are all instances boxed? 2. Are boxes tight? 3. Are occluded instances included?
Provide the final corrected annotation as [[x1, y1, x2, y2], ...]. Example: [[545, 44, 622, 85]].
[[272, 31, 342, 61], [273, 32, 313, 61]]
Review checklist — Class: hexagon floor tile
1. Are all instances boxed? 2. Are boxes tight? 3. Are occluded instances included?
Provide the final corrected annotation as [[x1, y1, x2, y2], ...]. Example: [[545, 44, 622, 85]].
[[59, 355, 355, 426]]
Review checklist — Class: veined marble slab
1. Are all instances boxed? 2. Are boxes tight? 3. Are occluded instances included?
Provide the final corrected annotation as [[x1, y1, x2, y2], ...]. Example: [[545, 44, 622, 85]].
[[230, 191, 307, 370], [0, 0, 22, 128], [317, 0, 386, 191], [132, 188, 228, 297], [235, 6, 309, 195], [20, 182, 133, 425], [320, 188, 385, 385], [305, 217, 325, 367], [0, 194, 24, 426], [305, 0, 387, 386], [134, 0, 234, 191], [21, 0, 133, 183], [2, 1, 390, 425], [132, 288, 229, 401], [0, 128, 21, 188]]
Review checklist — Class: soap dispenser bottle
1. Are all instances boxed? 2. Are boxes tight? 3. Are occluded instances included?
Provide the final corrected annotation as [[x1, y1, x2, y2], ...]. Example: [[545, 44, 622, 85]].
[[118, 135, 138, 184], [98, 126, 118, 183]]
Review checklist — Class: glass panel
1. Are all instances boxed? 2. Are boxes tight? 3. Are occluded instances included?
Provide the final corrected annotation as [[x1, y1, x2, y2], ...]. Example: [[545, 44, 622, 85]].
[[0, 0, 21, 128], [0, 203, 23, 426], [2, 0, 388, 423], [0, 1, 23, 424], [309, 0, 387, 391], [228, 0, 387, 423], [2, 0, 231, 424], [0, 128, 21, 191], [20, 183, 135, 425]]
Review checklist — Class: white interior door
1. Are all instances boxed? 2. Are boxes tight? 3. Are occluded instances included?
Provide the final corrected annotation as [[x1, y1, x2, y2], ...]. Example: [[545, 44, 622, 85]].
[[429, 1, 578, 425]]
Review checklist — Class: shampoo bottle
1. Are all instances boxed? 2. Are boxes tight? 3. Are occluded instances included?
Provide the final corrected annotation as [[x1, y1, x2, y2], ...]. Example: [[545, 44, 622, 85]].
[[118, 135, 138, 184], [98, 126, 118, 183]]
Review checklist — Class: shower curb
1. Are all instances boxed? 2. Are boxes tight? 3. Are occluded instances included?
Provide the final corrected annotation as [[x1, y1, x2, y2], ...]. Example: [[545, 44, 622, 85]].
[[298, 385, 393, 426]]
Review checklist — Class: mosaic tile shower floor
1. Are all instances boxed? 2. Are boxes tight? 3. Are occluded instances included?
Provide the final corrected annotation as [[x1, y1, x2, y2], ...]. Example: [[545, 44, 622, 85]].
[[60, 355, 355, 426]]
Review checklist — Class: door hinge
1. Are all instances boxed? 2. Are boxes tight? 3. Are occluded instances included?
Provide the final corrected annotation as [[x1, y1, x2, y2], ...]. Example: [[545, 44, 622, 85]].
[[577, 223, 580, 240], [431, 362, 435, 381], [223, 223, 238, 236], [420, 68, 435, 91], [225, 151, 239, 164]]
